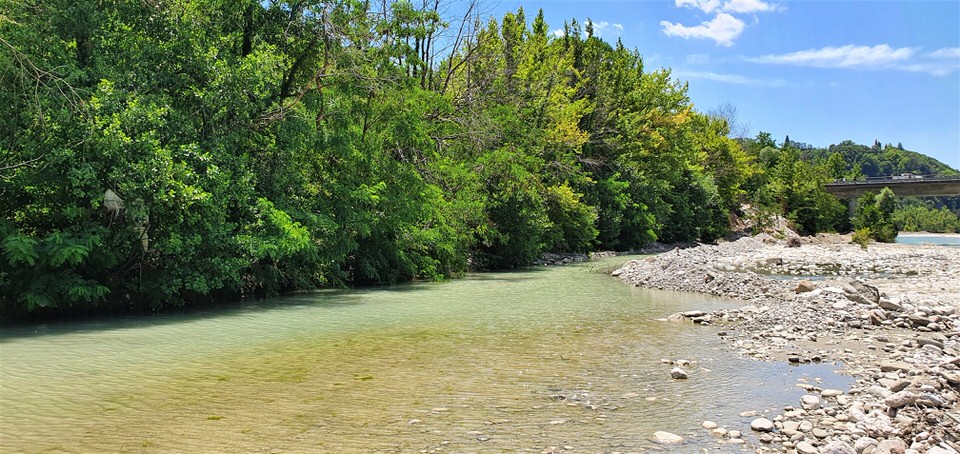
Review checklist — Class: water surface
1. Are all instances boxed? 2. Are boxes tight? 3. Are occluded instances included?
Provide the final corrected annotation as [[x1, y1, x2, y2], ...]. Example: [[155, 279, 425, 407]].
[[0, 258, 848, 452], [896, 233, 960, 247]]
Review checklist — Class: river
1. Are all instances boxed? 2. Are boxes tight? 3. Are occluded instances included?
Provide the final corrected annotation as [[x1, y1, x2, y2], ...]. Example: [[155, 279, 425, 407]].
[[895, 233, 960, 247], [0, 257, 849, 453]]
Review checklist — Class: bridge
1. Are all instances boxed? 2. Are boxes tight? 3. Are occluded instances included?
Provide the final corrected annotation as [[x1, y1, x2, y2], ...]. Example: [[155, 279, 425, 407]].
[[824, 175, 960, 216]]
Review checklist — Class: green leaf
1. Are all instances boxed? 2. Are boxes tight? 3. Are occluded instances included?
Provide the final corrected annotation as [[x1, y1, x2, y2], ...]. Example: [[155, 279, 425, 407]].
[[3, 235, 39, 267]]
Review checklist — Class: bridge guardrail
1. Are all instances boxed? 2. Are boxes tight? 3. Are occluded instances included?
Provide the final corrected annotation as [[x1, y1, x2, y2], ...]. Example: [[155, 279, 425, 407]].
[[825, 175, 960, 186]]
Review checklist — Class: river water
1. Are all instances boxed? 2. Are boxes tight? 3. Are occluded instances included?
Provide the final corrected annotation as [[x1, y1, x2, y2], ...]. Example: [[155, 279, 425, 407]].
[[0, 258, 849, 453], [896, 233, 960, 247]]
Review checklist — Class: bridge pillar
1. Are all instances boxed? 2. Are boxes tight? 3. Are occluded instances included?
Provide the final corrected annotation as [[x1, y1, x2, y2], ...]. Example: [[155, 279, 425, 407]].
[[847, 198, 856, 219]]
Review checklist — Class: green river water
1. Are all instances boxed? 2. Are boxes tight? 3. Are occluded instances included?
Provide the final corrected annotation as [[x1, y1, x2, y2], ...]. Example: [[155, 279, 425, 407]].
[[0, 258, 849, 453]]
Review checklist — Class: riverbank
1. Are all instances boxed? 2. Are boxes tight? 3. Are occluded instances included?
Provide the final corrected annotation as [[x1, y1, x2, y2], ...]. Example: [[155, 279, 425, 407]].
[[614, 234, 960, 453]]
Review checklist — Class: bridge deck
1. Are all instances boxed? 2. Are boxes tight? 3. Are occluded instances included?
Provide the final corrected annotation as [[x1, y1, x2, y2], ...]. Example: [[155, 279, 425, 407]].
[[824, 175, 960, 199]]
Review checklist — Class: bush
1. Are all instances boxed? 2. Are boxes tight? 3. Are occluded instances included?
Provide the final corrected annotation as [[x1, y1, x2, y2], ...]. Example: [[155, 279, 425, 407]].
[[851, 227, 872, 250]]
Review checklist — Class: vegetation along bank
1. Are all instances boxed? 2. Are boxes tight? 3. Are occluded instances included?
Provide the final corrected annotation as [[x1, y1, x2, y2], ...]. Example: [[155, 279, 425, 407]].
[[1, 1, 958, 321]]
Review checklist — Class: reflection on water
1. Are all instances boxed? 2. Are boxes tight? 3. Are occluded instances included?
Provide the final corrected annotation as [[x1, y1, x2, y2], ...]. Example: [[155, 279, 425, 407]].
[[0, 258, 850, 452]]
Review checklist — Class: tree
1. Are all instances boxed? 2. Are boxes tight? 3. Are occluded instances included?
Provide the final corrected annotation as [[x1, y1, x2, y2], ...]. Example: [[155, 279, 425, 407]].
[[852, 188, 897, 242]]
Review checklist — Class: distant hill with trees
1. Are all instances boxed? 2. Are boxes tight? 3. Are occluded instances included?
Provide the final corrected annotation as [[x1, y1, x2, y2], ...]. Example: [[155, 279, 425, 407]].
[[797, 139, 957, 180]]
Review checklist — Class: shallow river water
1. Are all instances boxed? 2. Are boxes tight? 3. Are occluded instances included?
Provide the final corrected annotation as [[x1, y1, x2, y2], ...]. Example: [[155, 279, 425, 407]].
[[0, 258, 849, 453]]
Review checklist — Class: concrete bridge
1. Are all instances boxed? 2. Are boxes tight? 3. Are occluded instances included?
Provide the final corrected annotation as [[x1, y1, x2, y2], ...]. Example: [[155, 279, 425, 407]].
[[824, 175, 960, 216]]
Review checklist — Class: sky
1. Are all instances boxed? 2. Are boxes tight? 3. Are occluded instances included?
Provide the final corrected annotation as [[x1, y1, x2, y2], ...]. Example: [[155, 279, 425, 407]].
[[483, 0, 960, 170]]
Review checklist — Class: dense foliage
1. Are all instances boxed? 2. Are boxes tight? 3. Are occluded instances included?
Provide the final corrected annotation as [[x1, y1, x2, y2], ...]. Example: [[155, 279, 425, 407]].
[[798, 139, 958, 180], [1, 1, 956, 320], [852, 188, 898, 243], [0, 1, 749, 318], [892, 199, 960, 233]]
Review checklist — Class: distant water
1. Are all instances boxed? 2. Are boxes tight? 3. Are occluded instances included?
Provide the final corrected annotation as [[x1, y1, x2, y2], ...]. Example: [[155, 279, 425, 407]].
[[896, 234, 960, 247]]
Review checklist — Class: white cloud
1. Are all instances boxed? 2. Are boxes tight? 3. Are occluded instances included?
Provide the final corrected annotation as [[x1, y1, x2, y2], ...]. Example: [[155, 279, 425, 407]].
[[592, 21, 624, 38], [660, 13, 745, 47], [748, 44, 959, 76], [676, 0, 722, 13], [675, 70, 789, 87], [929, 47, 960, 59], [552, 28, 565, 38], [722, 0, 778, 13], [677, 0, 779, 14], [748, 44, 917, 68], [687, 54, 711, 64]]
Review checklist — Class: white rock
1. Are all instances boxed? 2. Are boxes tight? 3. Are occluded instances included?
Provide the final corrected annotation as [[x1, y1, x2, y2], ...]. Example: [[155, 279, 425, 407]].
[[796, 441, 819, 454], [751, 417, 775, 432], [820, 440, 857, 454], [801, 394, 822, 410], [884, 390, 916, 409], [653, 431, 684, 444], [701, 421, 718, 429]]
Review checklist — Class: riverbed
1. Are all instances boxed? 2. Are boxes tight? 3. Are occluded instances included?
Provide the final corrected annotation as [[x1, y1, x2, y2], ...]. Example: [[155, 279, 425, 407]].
[[0, 258, 849, 453]]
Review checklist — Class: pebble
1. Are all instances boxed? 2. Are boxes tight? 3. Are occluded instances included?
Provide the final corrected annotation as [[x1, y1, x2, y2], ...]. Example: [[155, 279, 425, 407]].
[[701, 421, 718, 429]]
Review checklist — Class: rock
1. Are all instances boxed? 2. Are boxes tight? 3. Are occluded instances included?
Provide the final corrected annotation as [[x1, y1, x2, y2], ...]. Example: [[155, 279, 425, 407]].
[[783, 420, 801, 435], [916, 392, 944, 408], [874, 438, 907, 454], [927, 447, 954, 454], [884, 391, 916, 409], [701, 421, 718, 429], [682, 310, 707, 318], [795, 280, 817, 293], [813, 428, 830, 439], [801, 394, 822, 410], [908, 314, 932, 327], [822, 389, 844, 398], [848, 280, 880, 303], [797, 441, 819, 454], [879, 361, 912, 373], [652, 431, 684, 444], [670, 367, 688, 379], [879, 298, 904, 312], [728, 430, 742, 438], [750, 417, 775, 432], [853, 437, 878, 453], [820, 440, 857, 454], [858, 410, 896, 437], [887, 379, 911, 393]]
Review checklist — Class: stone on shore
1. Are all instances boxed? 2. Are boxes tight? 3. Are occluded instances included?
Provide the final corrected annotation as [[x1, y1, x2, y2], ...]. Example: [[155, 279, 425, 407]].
[[820, 440, 856, 454], [884, 390, 916, 409], [801, 394, 821, 410], [796, 441, 819, 454], [795, 280, 816, 293], [874, 438, 907, 454], [750, 417, 775, 432]]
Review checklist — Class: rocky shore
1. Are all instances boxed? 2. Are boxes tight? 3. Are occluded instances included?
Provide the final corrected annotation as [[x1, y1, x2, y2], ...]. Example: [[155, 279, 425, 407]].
[[613, 233, 960, 454]]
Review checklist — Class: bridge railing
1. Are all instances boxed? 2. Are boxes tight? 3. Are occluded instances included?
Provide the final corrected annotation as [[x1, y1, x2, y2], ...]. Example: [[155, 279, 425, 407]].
[[825, 174, 960, 186]]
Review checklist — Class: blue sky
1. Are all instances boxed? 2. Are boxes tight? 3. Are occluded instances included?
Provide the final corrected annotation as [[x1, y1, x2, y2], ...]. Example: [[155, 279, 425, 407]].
[[485, 0, 960, 170]]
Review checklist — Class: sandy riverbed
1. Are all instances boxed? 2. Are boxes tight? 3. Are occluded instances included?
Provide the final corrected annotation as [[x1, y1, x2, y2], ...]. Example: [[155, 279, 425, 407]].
[[613, 233, 960, 453]]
